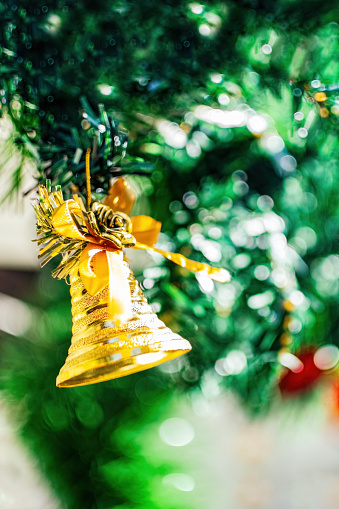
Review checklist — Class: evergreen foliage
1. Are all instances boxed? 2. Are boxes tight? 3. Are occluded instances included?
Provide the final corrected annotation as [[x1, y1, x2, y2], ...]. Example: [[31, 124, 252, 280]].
[[0, 0, 338, 506]]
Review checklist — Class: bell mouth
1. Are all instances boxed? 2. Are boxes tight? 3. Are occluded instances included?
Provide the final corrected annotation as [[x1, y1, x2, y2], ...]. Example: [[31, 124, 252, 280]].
[[56, 340, 191, 388]]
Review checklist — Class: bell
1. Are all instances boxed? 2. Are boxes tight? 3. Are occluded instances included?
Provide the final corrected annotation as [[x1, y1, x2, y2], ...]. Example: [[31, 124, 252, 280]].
[[56, 258, 192, 387]]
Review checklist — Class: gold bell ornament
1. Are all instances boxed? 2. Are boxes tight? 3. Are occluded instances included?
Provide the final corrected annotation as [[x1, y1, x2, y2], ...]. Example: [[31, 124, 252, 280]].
[[34, 156, 230, 387]]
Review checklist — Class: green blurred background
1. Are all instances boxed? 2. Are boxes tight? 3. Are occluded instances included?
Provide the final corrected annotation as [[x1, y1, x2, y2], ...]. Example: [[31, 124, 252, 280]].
[[0, 0, 338, 507]]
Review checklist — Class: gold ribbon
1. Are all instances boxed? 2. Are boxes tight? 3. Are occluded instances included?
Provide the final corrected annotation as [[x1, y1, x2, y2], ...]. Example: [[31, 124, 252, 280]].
[[78, 245, 132, 321], [47, 178, 230, 321]]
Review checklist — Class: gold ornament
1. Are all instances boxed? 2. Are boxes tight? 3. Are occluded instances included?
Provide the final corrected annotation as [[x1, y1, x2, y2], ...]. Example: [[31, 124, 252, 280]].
[[34, 172, 230, 387], [56, 257, 192, 387]]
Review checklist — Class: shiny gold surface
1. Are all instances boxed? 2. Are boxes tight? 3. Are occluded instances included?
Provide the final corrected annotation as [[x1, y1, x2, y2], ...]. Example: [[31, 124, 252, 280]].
[[56, 258, 192, 387], [35, 181, 227, 387], [34, 180, 230, 294]]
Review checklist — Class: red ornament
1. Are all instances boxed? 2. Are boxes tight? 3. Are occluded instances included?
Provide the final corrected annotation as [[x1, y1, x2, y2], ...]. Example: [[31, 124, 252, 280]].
[[279, 350, 322, 394]]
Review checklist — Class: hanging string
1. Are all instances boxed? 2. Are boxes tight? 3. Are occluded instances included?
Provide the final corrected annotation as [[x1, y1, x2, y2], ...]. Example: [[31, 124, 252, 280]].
[[86, 148, 91, 209]]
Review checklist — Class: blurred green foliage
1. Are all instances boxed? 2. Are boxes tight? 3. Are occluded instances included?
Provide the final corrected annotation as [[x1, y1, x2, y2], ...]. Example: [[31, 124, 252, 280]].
[[0, 271, 186, 509], [0, 0, 338, 507]]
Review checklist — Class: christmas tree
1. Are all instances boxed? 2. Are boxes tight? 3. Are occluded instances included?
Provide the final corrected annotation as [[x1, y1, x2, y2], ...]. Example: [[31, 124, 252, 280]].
[[0, 0, 338, 507]]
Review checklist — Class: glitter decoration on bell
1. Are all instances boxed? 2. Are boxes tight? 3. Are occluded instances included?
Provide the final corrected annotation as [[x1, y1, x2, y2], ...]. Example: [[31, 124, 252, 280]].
[[56, 256, 192, 387]]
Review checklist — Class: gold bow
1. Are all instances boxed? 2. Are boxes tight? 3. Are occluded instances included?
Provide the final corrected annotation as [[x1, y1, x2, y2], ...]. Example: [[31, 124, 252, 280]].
[[34, 178, 230, 321]]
